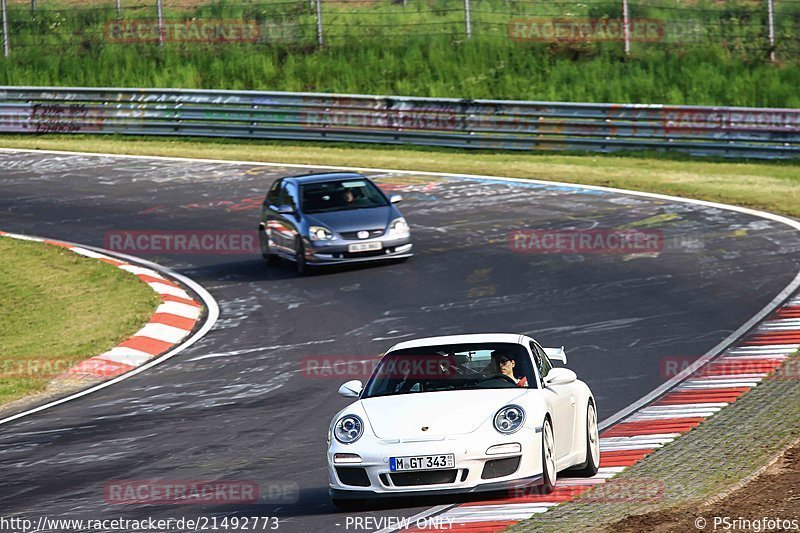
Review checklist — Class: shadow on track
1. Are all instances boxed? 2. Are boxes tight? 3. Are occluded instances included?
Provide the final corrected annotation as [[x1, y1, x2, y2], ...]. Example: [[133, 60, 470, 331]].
[[181, 257, 412, 283]]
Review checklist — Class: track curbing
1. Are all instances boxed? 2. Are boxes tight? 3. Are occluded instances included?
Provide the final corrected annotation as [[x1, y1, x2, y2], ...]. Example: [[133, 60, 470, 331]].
[[0, 230, 219, 427]]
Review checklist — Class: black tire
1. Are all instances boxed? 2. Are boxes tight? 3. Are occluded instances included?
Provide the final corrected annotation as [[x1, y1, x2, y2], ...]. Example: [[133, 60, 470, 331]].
[[331, 498, 368, 511], [295, 237, 307, 275], [571, 400, 600, 477], [540, 418, 556, 494], [259, 228, 278, 265]]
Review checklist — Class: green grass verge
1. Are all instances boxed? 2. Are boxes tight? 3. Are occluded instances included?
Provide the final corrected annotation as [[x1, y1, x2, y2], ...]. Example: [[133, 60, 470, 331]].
[[508, 353, 800, 531], [1, 0, 799, 105], [0, 237, 159, 405], [4, 43, 799, 107], [1, 134, 799, 218]]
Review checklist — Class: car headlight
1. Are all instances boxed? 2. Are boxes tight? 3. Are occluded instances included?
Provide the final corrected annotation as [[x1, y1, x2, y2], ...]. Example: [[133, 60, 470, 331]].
[[334, 415, 364, 444], [309, 226, 335, 241], [387, 217, 410, 236], [493, 405, 525, 434]]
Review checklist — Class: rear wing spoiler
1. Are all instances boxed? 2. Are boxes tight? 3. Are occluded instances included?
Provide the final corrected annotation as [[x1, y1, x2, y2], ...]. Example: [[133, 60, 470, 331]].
[[543, 346, 567, 364]]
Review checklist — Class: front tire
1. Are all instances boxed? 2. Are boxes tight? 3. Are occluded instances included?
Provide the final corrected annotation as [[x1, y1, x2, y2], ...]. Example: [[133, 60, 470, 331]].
[[295, 237, 307, 275], [571, 400, 600, 477], [259, 228, 278, 265], [540, 418, 556, 493]]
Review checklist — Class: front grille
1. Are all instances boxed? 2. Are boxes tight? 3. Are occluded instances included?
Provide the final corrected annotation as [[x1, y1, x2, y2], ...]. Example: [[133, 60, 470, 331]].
[[481, 456, 521, 480], [340, 229, 384, 240], [342, 248, 393, 259], [336, 467, 371, 487], [390, 469, 458, 487]]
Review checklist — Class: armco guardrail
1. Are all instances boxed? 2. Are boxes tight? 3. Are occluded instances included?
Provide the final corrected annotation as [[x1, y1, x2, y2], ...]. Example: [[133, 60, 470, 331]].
[[1, 87, 798, 159]]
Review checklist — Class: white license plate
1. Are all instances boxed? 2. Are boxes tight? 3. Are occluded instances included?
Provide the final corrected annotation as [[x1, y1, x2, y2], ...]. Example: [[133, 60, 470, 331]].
[[348, 242, 383, 253], [390, 454, 455, 472]]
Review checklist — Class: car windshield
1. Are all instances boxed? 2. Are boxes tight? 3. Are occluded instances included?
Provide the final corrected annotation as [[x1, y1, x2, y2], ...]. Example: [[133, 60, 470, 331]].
[[361, 342, 536, 398], [301, 179, 388, 214]]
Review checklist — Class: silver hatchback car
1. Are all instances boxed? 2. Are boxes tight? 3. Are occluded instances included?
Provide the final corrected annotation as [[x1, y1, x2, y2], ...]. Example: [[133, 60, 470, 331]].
[[258, 172, 413, 274]]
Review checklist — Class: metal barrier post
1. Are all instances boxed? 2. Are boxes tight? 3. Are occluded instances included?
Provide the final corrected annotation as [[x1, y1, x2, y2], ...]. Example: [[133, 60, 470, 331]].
[[767, 0, 776, 62], [30, 0, 35, 15], [116, 0, 121, 19], [465, 0, 472, 38], [622, 0, 631, 55], [315, 0, 323, 46], [156, 0, 165, 47], [1, 0, 8, 58]]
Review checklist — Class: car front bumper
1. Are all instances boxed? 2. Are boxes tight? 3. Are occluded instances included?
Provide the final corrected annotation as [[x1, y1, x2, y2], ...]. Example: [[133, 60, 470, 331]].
[[305, 236, 412, 265], [327, 428, 544, 500]]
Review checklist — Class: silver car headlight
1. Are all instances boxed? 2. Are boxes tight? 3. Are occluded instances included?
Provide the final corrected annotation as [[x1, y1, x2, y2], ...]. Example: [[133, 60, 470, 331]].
[[309, 226, 335, 241], [334, 415, 364, 444], [493, 405, 525, 434], [387, 217, 410, 237]]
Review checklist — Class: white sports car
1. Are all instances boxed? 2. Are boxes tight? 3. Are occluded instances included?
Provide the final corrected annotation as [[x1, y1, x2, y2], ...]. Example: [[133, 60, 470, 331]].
[[326, 333, 599, 508]]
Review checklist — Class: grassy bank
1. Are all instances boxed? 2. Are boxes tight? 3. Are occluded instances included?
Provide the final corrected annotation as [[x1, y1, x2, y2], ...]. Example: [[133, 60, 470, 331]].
[[5, 44, 800, 107], [0, 237, 159, 405], [1, 135, 799, 217], [1, 0, 799, 106]]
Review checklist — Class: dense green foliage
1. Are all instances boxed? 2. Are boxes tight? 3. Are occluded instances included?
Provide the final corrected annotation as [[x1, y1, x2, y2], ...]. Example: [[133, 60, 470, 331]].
[[1, 0, 799, 106]]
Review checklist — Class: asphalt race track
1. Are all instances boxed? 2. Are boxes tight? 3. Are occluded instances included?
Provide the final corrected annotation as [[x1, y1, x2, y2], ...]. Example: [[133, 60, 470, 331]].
[[0, 150, 799, 532]]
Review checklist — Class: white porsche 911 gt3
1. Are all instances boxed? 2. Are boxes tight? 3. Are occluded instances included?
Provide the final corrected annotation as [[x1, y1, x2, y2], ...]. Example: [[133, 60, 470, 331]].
[[326, 333, 599, 508]]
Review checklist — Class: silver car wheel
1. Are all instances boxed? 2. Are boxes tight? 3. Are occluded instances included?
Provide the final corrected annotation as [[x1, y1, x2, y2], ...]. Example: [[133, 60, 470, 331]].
[[543, 420, 556, 486], [588, 402, 600, 468]]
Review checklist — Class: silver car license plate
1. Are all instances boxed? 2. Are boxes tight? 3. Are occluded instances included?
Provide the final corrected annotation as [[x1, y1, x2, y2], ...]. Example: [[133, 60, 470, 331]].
[[390, 454, 455, 472], [348, 242, 382, 253]]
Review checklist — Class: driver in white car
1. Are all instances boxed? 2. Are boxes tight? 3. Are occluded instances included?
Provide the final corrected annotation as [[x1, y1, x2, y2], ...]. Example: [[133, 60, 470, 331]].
[[491, 351, 528, 387]]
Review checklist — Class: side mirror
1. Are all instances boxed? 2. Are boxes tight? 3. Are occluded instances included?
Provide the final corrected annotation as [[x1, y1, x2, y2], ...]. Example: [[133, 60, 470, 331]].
[[276, 205, 295, 215], [544, 368, 576, 387], [389, 194, 403, 204], [338, 379, 363, 398]]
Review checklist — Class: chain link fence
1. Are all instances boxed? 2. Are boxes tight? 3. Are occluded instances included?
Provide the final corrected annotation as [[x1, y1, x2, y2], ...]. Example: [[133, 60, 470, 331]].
[[0, 0, 798, 59]]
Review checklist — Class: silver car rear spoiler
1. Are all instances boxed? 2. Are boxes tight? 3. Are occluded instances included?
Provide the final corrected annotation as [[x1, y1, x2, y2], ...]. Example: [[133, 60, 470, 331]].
[[543, 346, 567, 364]]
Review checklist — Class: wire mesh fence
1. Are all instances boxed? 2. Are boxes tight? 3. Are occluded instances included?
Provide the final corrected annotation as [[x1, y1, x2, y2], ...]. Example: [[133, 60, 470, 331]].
[[0, 0, 798, 59]]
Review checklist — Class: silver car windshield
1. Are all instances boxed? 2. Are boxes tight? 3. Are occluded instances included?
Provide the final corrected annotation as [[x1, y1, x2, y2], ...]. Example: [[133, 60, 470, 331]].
[[361, 343, 536, 398], [301, 179, 389, 214]]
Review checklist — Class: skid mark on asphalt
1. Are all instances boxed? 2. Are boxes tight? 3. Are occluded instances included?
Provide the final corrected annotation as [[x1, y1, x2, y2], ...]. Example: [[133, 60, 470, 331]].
[[186, 340, 336, 362]]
